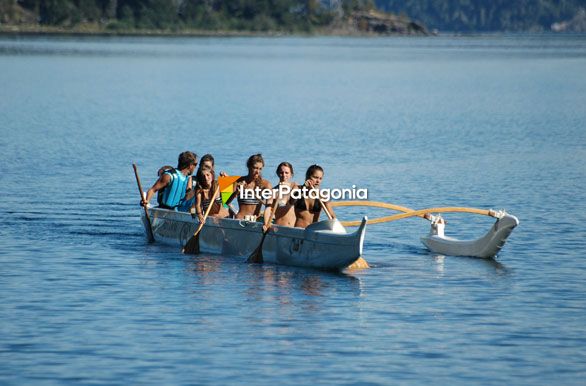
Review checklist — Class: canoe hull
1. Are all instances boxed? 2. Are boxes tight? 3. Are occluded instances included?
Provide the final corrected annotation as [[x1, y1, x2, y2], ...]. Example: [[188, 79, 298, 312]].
[[141, 207, 366, 270]]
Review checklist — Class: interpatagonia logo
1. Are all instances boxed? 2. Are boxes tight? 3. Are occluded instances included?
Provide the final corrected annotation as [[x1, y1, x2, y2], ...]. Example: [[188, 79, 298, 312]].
[[218, 175, 241, 207], [218, 176, 369, 206]]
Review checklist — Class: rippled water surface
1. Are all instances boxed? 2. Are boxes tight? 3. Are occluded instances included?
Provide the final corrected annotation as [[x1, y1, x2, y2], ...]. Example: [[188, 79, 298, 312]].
[[1, 34, 585, 385]]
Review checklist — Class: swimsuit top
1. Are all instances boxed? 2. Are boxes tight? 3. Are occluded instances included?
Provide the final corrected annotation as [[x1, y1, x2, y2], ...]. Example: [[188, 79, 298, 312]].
[[238, 196, 261, 205], [238, 180, 265, 206], [274, 182, 294, 208], [201, 196, 222, 213], [294, 198, 321, 214]]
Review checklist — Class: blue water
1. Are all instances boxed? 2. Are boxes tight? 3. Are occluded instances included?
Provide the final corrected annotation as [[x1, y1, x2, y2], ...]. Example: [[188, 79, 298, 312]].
[[1, 34, 585, 385]]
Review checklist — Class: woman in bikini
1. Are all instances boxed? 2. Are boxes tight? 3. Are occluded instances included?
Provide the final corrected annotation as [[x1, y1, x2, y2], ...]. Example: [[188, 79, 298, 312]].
[[183, 153, 229, 217], [226, 154, 272, 220], [294, 164, 335, 228], [193, 166, 227, 222], [263, 162, 298, 231]]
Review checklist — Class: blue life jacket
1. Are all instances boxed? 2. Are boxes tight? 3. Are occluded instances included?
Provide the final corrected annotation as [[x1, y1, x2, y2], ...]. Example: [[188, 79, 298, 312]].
[[159, 169, 189, 208]]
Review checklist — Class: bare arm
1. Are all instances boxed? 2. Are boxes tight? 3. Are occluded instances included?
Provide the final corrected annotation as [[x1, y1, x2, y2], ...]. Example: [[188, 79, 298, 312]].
[[195, 190, 204, 223], [262, 183, 279, 224], [323, 200, 336, 219], [184, 176, 194, 200], [142, 173, 171, 206]]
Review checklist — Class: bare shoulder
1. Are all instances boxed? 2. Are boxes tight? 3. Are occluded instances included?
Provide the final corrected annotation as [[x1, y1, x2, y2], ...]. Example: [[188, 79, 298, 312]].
[[159, 173, 172, 184], [261, 179, 272, 189]]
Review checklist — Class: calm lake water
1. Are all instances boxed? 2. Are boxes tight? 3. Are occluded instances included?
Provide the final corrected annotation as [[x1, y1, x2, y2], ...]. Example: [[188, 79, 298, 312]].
[[1, 34, 585, 385]]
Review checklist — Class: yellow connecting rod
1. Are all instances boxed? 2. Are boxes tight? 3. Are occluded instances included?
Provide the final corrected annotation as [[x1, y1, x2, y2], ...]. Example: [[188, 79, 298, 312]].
[[330, 201, 496, 227]]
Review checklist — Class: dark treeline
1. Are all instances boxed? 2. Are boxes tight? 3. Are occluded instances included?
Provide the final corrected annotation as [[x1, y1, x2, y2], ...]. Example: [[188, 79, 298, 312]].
[[375, 0, 585, 32], [2, 0, 584, 32], [1, 0, 379, 31]]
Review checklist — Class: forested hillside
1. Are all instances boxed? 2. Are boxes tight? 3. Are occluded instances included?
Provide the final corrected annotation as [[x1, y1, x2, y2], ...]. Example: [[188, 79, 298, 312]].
[[375, 0, 586, 32], [1, 0, 584, 33], [0, 0, 386, 32]]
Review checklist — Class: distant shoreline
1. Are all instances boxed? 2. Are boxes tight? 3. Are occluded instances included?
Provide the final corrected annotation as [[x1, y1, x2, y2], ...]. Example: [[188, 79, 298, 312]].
[[0, 27, 427, 38]]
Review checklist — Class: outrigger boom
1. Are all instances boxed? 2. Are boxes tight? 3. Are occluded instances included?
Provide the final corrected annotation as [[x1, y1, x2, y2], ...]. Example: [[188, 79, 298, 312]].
[[331, 201, 519, 259]]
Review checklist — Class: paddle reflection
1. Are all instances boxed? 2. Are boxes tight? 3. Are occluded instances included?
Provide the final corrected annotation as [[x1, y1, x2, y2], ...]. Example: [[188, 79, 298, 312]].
[[185, 254, 223, 286]]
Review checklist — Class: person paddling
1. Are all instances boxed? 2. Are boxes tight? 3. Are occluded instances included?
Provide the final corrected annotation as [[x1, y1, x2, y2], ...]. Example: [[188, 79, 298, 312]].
[[180, 153, 228, 216], [293, 164, 335, 228], [226, 154, 272, 221], [263, 162, 298, 231], [193, 166, 227, 221], [141, 151, 197, 210]]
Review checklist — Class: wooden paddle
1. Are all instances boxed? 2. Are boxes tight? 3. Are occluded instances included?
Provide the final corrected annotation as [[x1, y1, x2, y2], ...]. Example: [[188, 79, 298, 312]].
[[133, 163, 155, 243], [182, 185, 220, 254], [317, 197, 369, 269], [247, 193, 280, 264]]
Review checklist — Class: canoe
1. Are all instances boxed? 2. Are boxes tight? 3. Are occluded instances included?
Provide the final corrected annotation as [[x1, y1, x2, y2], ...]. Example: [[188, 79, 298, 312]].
[[141, 207, 367, 270], [420, 212, 519, 258]]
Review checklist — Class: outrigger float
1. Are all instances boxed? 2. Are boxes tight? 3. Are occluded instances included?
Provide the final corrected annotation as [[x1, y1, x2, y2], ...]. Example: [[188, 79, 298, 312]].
[[138, 201, 518, 270]]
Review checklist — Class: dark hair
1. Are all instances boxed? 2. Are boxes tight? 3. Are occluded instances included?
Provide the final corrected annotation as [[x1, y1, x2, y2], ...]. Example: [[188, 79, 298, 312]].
[[276, 162, 294, 177], [246, 153, 264, 169], [305, 164, 324, 180], [246, 153, 264, 188], [195, 166, 215, 190], [177, 151, 197, 170], [201, 154, 215, 167]]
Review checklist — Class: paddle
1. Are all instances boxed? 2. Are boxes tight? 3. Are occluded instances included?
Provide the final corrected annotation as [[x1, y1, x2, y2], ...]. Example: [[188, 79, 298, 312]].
[[133, 163, 155, 243], [317, 197, 369, 269], [247, 193, 280, 264], [182, 185, 220, 254]]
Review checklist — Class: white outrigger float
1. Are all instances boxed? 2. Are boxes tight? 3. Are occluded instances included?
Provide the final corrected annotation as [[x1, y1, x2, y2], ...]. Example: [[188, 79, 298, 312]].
[[141, 207, 367, 270], [420, 210, 519, 258]]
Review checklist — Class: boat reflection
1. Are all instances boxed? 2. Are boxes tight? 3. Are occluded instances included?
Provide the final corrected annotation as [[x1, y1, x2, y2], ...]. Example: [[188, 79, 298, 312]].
[[183, 253, 364, 300], [431, 254, 509, 276], [244, 263, 363, 298]]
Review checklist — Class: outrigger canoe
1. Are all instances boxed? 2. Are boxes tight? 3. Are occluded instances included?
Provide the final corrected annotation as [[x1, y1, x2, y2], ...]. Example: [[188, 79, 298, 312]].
[[140, 207, 367, 270], [140, 205, 518, 265], [134, 165, 517, 266]]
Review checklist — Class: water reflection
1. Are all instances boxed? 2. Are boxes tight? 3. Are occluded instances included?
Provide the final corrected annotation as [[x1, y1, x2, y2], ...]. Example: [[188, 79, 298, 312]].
[[180, 252, 364, 301], [244, 263, 363, 298], [431, 254, 509, 276], [434, 255, 445, 275]]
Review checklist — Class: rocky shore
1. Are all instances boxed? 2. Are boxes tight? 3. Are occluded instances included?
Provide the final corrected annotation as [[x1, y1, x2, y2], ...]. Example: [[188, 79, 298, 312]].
[[0, 6, 429, 37]]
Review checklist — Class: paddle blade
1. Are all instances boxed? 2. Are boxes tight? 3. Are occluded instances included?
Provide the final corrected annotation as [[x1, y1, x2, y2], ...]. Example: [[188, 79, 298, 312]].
[[182, 233, 200, 255], [346, 257, 369, 270], [247, 246, 263, 264], [246, 232, 267, 264]]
